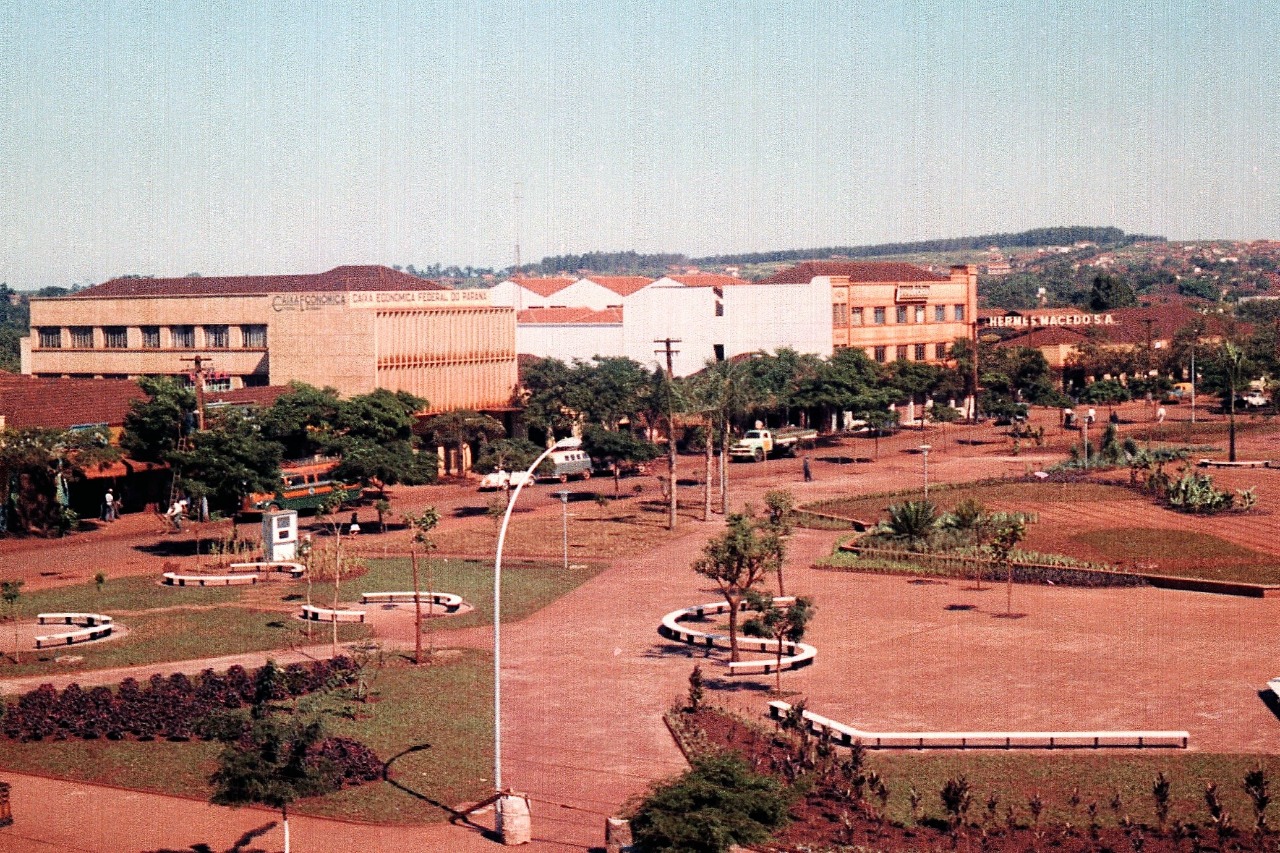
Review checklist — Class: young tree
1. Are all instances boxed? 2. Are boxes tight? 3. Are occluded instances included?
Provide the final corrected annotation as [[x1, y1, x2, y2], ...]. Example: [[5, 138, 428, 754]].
[[404, 508, 441, 664], [762, 490, 795, 595], [693, 514, 783, 663], [744, 592, 814, 693], [1217, 341, 1251, 463], [210, 714, 337, 853], [990, 514, 1028, 617]]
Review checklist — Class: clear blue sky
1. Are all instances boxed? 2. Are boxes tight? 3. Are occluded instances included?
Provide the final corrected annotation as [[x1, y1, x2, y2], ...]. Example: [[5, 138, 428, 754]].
[[1, 1, 1276, 289]]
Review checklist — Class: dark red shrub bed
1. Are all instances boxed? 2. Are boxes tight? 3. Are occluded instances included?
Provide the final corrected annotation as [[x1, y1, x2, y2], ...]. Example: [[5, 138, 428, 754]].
[[1, 657, 358, 743]]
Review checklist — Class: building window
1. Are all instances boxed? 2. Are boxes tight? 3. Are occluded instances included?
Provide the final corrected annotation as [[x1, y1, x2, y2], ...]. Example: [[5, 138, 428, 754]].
[[141, 326, 161, 348], [241, 324, 267, 349], [873, 346, 887, 363], [850, 307, 863, 326], [38, 327, 62, 348], [896, 306, 908, 324], [714, 301, 724, 317], [914, 343, 927, 361], [954, 304, 966, 321], [70, 326, 93, 348], [103, 327, 127, 349], [713, 343, 725, 361], [204, 375, 232, 392], [171, 325, 195, 348], [205, 325, 229, 348], [896, 345, 908, 361], [873, 307, 886, 325], [832, 303, 848, 325], [934, 305, 946, 322], [935, 342, 949, 359]]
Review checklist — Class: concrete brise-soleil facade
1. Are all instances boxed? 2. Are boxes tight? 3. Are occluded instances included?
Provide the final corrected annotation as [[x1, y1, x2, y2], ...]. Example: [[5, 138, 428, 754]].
[[505, 264, 976, 376], [21, 265, 517, 412]]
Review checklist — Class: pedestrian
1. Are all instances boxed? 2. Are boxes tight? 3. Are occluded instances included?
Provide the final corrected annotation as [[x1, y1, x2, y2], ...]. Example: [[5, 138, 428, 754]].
[[802, 456, 813, 482], [166, 498, 185, 531], [1156, 406, 1167, 424], [349, 511, 361, 536], [1062, 407, 1075, 429], [102, 489, 115, 522], [1086, 407, 1097, 425]]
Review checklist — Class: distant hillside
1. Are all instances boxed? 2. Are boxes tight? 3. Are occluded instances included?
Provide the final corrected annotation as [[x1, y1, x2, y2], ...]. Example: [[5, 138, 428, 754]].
[[691, 227, 1161, 268], [514, 227, 1162, 277]]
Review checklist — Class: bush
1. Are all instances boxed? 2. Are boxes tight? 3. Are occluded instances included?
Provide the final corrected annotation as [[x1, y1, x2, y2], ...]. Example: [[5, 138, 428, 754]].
[[630, 752, 792, 853]]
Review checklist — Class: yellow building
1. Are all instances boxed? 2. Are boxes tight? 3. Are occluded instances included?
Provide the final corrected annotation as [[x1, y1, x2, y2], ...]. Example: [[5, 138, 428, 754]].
[[21, 265, 517, 412], [763, 262, 977, 363]]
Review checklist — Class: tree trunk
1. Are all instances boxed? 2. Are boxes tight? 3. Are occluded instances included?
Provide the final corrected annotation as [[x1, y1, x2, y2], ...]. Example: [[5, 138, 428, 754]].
[[332, 529, 341, 659], [667, 419, 678, 531], [411, 549, 422, 664], [282, 804, 291, 853], [426, 555, 435, 659], [726, 594, 741, 663], [719, 427, 731, 516], [1229, 397, 1238, 462], [703, 421, 713, 522]]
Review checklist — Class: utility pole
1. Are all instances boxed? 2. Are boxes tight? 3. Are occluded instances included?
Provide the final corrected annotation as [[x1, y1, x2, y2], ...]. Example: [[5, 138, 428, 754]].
[[180, 355, 210, 431], [655, 338, 680, 531], [1144, 317, 1155, 401]]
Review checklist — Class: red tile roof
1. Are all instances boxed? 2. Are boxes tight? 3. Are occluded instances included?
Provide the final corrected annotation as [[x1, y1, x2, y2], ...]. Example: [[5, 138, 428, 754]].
[[994, 326, 1088, 348], [517, 307, 623, 324], [509, 277, 576, 298], [69, 265, 447, 299], [664, 273, 745, 287], [762, 261, 949, 284], [579, 276, 654, 297], [0, 375, 146, 429]]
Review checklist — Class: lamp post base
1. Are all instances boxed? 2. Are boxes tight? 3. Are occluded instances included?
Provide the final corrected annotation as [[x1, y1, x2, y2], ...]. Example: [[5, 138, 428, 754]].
[[496, 792, 532, 845]]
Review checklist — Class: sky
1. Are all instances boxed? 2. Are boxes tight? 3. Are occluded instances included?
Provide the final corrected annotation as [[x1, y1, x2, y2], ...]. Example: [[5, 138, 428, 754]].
[[1, 0, 1277, 289]]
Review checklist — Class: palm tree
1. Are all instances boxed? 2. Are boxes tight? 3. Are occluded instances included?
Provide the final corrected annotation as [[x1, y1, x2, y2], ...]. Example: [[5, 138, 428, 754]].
[[1219, 341, 1249, 463]]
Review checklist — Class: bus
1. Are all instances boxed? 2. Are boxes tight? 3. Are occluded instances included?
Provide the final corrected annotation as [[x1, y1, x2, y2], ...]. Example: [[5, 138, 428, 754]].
[[243, 458, 360, 513]]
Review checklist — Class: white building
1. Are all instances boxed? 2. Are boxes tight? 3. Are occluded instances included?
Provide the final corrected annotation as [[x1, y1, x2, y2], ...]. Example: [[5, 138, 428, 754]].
[[508, 273, 833, 376], [487, 276, 576, 310]]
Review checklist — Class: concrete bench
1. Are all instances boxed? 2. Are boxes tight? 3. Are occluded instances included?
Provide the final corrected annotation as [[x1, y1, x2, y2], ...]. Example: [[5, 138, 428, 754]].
[[230, 561, 306, 578], [768, 701, 1189, 750], [359, 591, 463, 612], [657, 598, 818, 675], [37, 612, 112, 627], [163, 572, 259, 587], [34, 613, 114, 649], [300, 604, 366, 623]]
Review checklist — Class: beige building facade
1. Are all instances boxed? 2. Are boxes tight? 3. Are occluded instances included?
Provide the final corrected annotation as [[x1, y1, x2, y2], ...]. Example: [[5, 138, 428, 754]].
[[22, 266, 517, 412], [763, 261, 978, 364]]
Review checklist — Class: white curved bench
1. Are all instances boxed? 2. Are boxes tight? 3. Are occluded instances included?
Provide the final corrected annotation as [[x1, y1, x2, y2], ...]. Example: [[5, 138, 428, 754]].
[[658, 599, 817, 675], [230, 561, 306, 578], [300, 604, 366, 623], [359, 591, 463, 612], [34, 613, 114, 649], [163, 572, 259, 587], [768, 701, 1188, 750]]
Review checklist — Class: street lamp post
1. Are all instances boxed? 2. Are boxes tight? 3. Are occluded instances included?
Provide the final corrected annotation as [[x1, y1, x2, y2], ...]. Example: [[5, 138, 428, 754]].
[[919, 444, 932, 499], [553, 490, 571, 570], [485, 436, 578, 841]]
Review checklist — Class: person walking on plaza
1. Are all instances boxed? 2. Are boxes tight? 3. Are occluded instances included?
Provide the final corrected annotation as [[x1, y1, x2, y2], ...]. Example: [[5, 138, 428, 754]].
[[802, 456, 813, 482], [102, 489, 115, 522]]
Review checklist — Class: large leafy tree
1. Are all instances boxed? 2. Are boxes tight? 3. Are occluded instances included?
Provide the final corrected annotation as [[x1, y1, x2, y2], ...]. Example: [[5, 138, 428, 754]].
[[693, 513, 783, 663], [120, 377, 197, 462], [415, 409, 505, 476], [258, 383, 344, 460], [793, 347, 896, 429], [580, 424, 661, 496], [0, 426, 118, 535], [1088, 274, 1138, 311], [171, 410, 281, 514], [565, 356, 654, 430], [332, 389, 434, 487], [519, 356, 576, 439]]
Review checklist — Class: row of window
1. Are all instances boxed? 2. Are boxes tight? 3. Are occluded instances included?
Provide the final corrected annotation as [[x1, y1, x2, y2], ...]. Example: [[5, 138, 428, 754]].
[[861, 342, 950, 363], [37, 325, 267, 350], [832, 303, 966, 327]]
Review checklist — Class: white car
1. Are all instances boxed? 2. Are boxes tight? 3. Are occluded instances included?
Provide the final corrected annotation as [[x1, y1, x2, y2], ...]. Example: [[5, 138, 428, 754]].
[[477, 470, 533, 491]]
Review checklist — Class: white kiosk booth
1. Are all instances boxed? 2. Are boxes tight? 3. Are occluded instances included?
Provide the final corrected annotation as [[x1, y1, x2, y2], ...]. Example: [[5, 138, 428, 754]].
[[262, 510, 299, 561]]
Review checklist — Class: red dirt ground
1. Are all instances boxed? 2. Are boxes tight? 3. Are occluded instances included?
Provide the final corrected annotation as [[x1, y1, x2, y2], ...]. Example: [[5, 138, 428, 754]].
[[2, 403, 1279, 851]]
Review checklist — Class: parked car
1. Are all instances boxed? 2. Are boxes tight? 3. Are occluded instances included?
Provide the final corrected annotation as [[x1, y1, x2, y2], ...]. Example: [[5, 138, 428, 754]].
[[477, 469, 533, 491]]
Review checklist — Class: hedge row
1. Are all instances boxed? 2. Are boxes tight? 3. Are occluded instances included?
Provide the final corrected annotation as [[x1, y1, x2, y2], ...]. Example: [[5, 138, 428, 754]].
[[1, 657, 359, 743]]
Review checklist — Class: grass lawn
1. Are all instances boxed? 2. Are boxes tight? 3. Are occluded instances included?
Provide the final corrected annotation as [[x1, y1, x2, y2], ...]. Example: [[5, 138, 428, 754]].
[[868, 751, 1280, 831], [805, 481, 1135, 524], [1071, 528, 1280, 584], [0, 651, 495, 824]]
